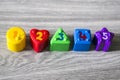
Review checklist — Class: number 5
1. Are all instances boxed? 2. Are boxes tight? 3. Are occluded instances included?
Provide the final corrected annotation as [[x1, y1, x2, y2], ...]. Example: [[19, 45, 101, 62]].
[[102, 32, 108, 40]]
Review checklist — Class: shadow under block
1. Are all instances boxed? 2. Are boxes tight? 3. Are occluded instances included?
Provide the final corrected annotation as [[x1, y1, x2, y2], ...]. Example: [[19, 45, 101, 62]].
[[93, 27, 114, 52], [73, 29, 92, 51], [6, 26, 26, 52], [50, 28, 70, 51], [30, 29, 50, 53]]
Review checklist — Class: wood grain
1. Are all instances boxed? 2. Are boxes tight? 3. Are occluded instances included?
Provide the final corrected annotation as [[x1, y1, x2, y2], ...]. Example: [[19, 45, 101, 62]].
[[0, 0, 120, 80]]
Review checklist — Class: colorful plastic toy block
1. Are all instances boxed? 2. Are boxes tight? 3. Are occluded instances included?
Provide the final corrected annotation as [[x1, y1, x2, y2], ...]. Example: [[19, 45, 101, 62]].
[[73, 29, 92, 51], [93, 27, 114, 52], [30, 29, 50, 53], [6, 26, 26, 52], [50, 28, 70, 51]]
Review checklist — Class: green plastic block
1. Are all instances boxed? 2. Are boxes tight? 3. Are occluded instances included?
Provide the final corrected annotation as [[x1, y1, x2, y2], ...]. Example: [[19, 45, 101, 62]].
[[50, 28, 70, 51]]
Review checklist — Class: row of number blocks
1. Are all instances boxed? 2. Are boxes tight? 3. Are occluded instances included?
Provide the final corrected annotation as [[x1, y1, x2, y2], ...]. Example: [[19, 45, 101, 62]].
[[6, 26, 114, 52]]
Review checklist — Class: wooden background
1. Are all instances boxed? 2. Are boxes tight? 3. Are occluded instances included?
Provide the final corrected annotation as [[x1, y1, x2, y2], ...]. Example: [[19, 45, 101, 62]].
[[0, 0, 120, 80]]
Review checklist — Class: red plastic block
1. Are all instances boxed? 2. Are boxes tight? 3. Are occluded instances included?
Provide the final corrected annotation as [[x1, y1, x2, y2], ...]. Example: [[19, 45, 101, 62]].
[[30, 29, 50, 53]]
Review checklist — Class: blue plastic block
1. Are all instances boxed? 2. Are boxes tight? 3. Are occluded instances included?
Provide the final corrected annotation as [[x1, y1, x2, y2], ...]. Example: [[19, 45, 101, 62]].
[[73, 29, 92, 51]]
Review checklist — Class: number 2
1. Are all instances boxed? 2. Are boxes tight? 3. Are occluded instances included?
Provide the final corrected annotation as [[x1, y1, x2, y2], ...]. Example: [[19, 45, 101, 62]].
[[36, 32, 43, 41], [102, 32, 108, 40]]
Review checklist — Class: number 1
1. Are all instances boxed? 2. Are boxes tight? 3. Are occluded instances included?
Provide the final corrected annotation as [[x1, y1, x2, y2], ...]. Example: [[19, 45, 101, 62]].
[[13, 31, 21, 40]]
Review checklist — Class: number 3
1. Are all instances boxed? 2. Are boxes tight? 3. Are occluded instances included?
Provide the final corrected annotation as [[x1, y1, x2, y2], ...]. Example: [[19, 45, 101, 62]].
[[57, 33, 64, 40], [102, 32, 108, 40], [36, 32, 43, 41]]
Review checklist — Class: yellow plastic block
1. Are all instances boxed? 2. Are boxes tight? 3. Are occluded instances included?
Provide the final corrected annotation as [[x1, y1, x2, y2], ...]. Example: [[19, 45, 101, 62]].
[[6, 26, 26, 52]]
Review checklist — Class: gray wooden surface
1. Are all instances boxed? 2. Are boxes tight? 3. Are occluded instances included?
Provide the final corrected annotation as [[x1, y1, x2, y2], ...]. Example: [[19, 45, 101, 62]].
[[0, 0, 120, 80]]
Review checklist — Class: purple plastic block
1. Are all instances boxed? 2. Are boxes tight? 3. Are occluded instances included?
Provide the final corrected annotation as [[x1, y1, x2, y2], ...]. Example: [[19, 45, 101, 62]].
[[93, 27, 114, 52]]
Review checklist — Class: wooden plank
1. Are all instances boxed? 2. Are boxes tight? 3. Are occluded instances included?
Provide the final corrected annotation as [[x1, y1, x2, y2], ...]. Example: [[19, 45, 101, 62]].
[[0, 0, 120, 80]]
